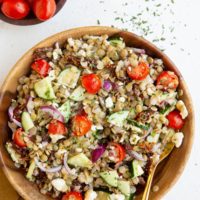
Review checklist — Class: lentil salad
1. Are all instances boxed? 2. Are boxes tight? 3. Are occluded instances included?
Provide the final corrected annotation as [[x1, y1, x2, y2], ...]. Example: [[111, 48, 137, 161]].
[[6, 34, 188, 200]]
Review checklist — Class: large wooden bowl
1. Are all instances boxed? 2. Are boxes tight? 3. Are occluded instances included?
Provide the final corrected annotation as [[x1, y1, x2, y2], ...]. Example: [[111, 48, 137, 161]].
[[0, 26, 195, 200]]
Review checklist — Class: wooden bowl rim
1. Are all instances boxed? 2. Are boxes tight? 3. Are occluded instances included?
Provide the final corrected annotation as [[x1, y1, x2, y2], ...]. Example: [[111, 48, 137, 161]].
[[0, 26, 195, 200]]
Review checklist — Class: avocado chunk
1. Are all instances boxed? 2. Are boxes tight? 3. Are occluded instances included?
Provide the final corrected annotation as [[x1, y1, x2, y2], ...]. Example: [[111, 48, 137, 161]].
[[57, 65, 81, 88], [100, 170, 119, 187], [118, 180, 131, 197], [34, 77, 55, 100], [131, 160, 144, 178], [22, 112, 34, 132], [107, 111, 129, 127], [67, 153, 92, 168], [58, 101, 71, 122]]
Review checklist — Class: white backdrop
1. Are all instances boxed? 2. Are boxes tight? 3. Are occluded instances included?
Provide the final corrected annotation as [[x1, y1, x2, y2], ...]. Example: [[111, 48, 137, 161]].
[[0, 0, 200, 199]]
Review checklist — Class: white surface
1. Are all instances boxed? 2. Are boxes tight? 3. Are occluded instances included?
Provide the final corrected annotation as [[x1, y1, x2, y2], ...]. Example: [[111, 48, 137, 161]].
[[0, 0, 200, 199]]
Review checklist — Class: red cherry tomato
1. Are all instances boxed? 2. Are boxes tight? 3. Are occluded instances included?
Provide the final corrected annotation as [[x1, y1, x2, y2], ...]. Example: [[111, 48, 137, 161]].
[[31, 59, 50, 77], [127, 62, 149, 81], [13, 128, 26, 147], [62, 191, 83, 200], [167, 110, 184, 130], [33, 0, 56, 21], [81, 74, 101, 94], [109, 143, 126, 163], [1, 0, 30, 20], [48, 120, 67, 135], [72, 115, 92, 137], [157, 71, 179, 90]]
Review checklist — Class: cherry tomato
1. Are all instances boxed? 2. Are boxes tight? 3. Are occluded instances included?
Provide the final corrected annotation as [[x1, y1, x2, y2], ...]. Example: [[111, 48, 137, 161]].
[[81, 74, 102, 94], [33, 0, 56, 21], [157, 71, 179, 90], [1, 0, 30, 20], [13, 128, 26, 147], [109, 143, 126, 163], [31, 59, 50, 77], [72, 115, 92, 137], [62, 191, 83, 200], [48, 120, 67, 135], [127, 62, 149, 81], [167, 110, 184, 130]]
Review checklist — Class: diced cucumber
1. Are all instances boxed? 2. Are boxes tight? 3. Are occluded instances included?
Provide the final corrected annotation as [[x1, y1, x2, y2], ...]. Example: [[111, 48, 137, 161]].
[[118, 180, 130, 197], [58, 101, 71, 122], [26, 160, 36, 181], [107, 111, 129, 127], [108, 37, 125, 48], [127, 119, 150, 131], [68, 153, 92, 168], [131, 160, 144, 178], [100, 170, 119, 187], [22, 112, 34, 132], [57, 65, 81, 88], [109, 194, 126, 200], [70, 86, 85, 101], [96, 191, 110, 200], [34, 77, 55, 100]]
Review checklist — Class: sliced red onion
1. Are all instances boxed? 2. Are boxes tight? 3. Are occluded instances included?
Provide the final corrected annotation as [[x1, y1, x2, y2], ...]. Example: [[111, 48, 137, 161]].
[[141, 127, 152, 139], [8, 106, 22, 127], [131, 48, 145, 54], [127, 150, 145, 161], [40, 106, 65, 122], [26, 96, 34, 114], [63, 153, 76, 175], [103, 80, 112, 92], [91, 145, 106, 163], [34, 157, 62, 173]]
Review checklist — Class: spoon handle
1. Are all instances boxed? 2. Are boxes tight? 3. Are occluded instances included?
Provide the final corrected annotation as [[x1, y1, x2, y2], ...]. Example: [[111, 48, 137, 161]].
[[142, 168, 155, 200]]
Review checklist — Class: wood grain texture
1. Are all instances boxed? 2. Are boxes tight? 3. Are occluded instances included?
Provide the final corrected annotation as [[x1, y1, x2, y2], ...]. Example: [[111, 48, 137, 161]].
[[0, 0, 67, 26], [0, 26, 195, 200]]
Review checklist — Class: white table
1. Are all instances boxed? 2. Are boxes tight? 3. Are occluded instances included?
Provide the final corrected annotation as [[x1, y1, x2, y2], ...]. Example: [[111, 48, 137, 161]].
[[0, 0, 200, 199]]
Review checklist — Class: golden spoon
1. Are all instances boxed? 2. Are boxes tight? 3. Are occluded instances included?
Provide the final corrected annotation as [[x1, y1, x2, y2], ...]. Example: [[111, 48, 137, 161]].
[[142, 142, 174, 200]]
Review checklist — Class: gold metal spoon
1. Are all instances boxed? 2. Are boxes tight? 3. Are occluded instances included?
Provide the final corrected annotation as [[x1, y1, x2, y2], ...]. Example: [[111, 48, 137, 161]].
[[142, 142, 174, 200]]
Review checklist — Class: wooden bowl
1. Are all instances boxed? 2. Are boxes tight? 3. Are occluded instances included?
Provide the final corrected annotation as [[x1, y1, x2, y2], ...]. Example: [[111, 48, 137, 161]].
[[0, 26, 195, 200], [0, 0, 67, 26]]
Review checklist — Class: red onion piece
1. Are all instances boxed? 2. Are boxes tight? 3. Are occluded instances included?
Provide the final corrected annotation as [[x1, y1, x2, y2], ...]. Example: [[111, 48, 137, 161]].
[[26, 96, 34, 114], [91, 145, 106, 162], [131, 48, 145, 54], [63, 153, 76, 175], [34, 157, 62, 173], [126, 145, 145, 161], [8, 106, 22, 127], [103, 80, 112, 92], [40, 106, 65, 122]]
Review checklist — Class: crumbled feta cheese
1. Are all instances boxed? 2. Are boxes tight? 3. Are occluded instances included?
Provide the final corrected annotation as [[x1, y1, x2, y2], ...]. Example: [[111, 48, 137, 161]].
[[176, 100, 188, 119], [77, 49, 86, 57], [51, 178, 68, 192], [105, 96, 113, 108], [172, 132, 184, 148], [109, 194, 125, 200], [48, 70, 56, 80], [119, 96, 126, 102], [96, 60, 104, 69], [50, 134, 65, 143], [84, 190, 97, 200], [53, 51, 59, 60]]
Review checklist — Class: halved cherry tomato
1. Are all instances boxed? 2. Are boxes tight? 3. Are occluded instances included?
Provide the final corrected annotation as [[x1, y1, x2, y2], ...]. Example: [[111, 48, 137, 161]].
[[62, 191, 83, 200], [109, 143, 126, 163], [81, 74, 101, 94], [48, 120, 67, 135], [72, 115, 92, 137], [33, 0, 56, 21], [1, 0, 30, 20], [157, 71, 179, 90], [127, 62, 149, 81], [13, 128, 26, 147], [31, 59, 50, 77], [167, 110, 184, 130]]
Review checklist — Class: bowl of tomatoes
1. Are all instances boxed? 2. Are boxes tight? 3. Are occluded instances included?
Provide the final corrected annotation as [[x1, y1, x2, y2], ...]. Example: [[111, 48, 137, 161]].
[[0, 0, 67, 25]]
